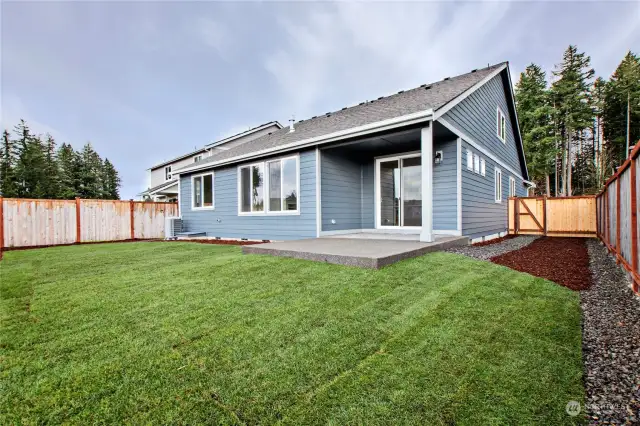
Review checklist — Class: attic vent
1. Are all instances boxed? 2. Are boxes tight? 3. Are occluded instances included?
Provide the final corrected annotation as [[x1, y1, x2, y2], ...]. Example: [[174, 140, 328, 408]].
[[424, 85, 432, 90], [341, 107, 347, 110], [397, 90, 404, 94], [359, 102, 365, 105], [444, 77, 450, 81], [312, 116, 317, 119], [325, 113, 331, 117], [471, 69, 477, 73], [378, 96, 384, 100], [420, 84, 427, 87]]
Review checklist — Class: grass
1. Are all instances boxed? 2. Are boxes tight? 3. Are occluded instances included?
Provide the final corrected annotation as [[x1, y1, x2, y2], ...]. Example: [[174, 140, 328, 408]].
[[1, 242, 584, 424]]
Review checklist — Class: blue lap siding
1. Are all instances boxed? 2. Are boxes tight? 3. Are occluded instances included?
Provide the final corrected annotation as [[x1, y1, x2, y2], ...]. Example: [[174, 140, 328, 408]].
[[442, 72, 528, 239], [179, 150, 317, 241]]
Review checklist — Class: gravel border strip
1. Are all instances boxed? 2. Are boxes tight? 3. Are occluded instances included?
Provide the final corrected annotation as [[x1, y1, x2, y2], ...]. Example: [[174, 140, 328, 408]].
[[445, 235, 539, 261], [582, 239, 640, 424]]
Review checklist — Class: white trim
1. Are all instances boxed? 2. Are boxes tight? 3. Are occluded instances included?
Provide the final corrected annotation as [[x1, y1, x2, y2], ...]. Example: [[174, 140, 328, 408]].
[[177, 176, 182, 218], [433, 64, 508, 120], [146, 180, 179, 196], [437, 117, 527, 181], [456, 137, 462, 234], [494, 167, 502, 203], [177, 109, 434, 175], [496, 106, 506, 143], [237, 154, 301, 216], [318, 228, 459, 237], [191, 171, 215, 210], [374, 151, 423, 230], [315, 148, 322, 237], [420, 125, 433, 242]]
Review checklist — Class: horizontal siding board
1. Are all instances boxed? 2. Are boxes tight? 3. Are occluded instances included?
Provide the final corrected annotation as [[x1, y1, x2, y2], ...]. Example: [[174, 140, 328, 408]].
[[179, 150, 317, 240]]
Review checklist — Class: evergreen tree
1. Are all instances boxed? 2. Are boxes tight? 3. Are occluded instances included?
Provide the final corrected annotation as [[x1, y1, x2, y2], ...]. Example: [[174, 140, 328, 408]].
[[603, 51, 640, 169], [551, 45, 595, 195], [592, 77, 607, 186], [515, 63, 557, 195], [13, 120, 48, 198], [0, 130, 18, 197], [41, 134, 60, 198], [102, 158, 121, 200], [78, 143, 103, 198], [57, 143, 80, 199]]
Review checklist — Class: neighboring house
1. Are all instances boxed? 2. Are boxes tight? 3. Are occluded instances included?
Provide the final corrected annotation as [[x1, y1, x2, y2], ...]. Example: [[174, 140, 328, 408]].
[[173, 62, 533, 243], [140, 122, 283, 201]]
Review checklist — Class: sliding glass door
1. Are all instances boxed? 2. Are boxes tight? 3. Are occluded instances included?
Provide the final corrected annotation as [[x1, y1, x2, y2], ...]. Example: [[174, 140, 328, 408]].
[[377, 154, 422, 228]]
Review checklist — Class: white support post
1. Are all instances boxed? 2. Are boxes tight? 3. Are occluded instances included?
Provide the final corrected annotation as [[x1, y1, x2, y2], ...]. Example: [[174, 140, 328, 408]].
[[420, 124, 433, 242]]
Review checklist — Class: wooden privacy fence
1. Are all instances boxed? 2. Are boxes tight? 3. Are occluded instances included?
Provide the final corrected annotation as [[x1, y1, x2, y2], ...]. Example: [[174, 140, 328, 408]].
[[508, 196, 597, 238], [596, 142, 640, 294], [0, 197, 178, 250]]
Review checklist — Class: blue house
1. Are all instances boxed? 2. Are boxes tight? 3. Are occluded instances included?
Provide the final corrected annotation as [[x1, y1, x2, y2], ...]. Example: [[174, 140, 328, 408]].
[[174, 62, 532, 244]]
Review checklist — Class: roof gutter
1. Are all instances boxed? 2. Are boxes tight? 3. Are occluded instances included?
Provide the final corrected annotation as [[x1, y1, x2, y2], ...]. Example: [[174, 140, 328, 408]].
[[175, 109, 434, 175]]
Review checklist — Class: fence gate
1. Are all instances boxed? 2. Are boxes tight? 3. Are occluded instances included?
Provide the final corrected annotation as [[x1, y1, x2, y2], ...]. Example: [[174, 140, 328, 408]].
[[508, 196, 596, 238]]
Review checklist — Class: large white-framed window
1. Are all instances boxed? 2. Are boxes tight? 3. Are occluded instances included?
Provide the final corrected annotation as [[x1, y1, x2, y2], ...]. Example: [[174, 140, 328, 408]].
[[496, 106, 506, 143], [165, 165, 172, 181], [238, 155, 300, 215], [191, 172, 214, 210], [495, 167, 502, 203], [509, 176, 516, 197]]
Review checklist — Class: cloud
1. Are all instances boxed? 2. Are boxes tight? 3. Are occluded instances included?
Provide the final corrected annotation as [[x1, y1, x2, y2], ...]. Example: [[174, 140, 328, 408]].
[[264, 2, 514, 120], [1, 94, 66, 141]]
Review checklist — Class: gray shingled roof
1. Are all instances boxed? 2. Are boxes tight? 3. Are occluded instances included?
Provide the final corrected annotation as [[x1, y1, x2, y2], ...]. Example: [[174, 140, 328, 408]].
[[176, 63, 506, 172]]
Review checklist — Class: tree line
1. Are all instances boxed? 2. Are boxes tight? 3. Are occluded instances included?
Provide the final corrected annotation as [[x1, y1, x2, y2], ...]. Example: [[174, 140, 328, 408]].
[[0, 119, 121, 200], [515, 46, 640, 196]]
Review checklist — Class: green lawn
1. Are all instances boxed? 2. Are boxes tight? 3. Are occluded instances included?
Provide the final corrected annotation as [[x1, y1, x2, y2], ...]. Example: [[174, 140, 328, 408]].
[[1, 242, 583, 424]]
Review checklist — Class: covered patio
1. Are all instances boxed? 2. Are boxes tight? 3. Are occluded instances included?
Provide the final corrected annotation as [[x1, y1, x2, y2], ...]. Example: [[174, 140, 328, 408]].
[[318, 120, 460, 243], [242, 234, 468, 269]]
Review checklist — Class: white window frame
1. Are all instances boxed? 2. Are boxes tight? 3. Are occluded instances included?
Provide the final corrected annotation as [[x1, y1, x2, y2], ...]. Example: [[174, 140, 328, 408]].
[[473, 154, 480, 174], [509, 176, 516, 197], [193, 155, 203, 163], [466, 150, 473, 170], [495, 167, 502, 203], [496, 106, 506, 143], [237, 154, 300, 216], [480, 158, 486, 176], [191, 171, 215, 210], [165, 165, 172, 182]]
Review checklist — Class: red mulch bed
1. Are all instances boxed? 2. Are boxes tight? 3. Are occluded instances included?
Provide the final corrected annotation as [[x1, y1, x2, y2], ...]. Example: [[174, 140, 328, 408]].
[[473, 234, 516, 247], [168, 239, 264, 246], [490, 237, 592, 291]]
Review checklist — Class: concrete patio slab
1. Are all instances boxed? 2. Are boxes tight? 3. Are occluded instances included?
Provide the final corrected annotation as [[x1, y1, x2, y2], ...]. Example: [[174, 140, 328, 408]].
[[242, 235, 469, 269]]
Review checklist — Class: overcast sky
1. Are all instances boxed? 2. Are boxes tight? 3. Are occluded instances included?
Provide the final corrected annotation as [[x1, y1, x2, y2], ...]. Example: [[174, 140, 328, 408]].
[[1, 1, 639, 199]]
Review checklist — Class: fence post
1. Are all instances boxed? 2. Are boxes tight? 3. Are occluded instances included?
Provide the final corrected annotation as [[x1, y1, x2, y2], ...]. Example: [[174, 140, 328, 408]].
[[129, 199, 135, 240], [514, 198, 520, 235], [616, 178, 622, 262], [75, 197, 81, 243], [0, 197, 4, 254], [542, 196, 548, 236], [631, 158, 639, 293]]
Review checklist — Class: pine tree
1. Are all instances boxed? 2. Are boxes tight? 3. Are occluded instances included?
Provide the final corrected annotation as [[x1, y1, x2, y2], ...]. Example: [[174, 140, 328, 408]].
[[592, 77, 607, 186], [551, 45, 595, 195], [603, 51, 640, 169], [42, 134, 60, 198], [515, 63, 557, 195], [78, 143, 103, 198], [13, 120, 48, 198], [102, 159, 121, 200], [0, 130, 18, 197], [57, 143, 80, 199]]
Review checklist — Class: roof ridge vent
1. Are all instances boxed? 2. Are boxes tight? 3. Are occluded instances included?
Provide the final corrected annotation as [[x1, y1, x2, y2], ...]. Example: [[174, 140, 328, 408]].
[[444, 77, 450, 81], [471, 69, 477, 73], [420, 84, 427, 87], [378, 96, 384, 100], [424, 85, 432, 90], [359, 102, 365, 105], [341, 107, 347, 110], [397, 90, 404, 94]]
